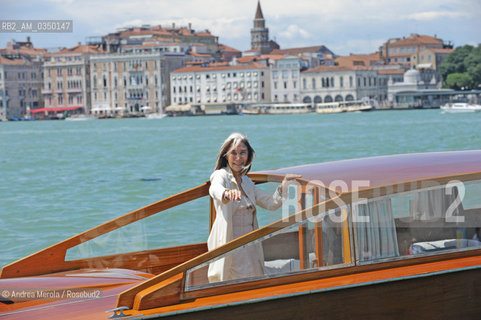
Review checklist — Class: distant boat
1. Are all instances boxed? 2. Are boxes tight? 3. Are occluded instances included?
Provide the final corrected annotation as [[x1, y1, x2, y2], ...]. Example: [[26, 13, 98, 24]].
[[316, 100, 373, 114], [441, 103, 481, 113], [243, 103, 312, 114], [145, 113, 167, 119], [65, 114, 98, 121]]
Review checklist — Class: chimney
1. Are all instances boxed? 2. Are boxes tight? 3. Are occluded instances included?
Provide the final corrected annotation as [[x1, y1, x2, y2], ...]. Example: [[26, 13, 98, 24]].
[[172, 22, 175, 29]]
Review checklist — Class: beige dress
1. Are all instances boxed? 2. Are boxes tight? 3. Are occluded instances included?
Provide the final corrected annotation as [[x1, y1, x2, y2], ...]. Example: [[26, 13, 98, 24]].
[[230, 196, 264, 280], [207, 167, 284, 283]]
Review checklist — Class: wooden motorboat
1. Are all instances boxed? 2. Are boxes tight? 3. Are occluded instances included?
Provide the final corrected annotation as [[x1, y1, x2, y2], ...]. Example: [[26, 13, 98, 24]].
[[1, 151, 481, 319]]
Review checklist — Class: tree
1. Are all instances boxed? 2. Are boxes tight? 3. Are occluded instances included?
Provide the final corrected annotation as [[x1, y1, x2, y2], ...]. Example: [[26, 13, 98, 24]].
[[465, 45, 481, 87], [440, 44, 481, 89], [445, 73, 473, 90]]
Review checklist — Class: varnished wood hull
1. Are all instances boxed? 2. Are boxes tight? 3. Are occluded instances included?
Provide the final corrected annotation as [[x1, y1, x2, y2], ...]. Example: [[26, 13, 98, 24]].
[[151, 267, 480, 319]]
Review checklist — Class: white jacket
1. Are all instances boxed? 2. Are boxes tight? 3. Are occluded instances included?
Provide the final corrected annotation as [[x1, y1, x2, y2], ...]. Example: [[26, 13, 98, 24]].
[[207, 167, 283, 282]]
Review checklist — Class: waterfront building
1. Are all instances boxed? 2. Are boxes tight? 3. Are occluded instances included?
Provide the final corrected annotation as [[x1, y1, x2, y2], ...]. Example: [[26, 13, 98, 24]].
[[411, 47, 454, 85], [250, 1, 279, 55], [42, 44, 104, 115], [268, 55, 302, 103], [170, 62, 269, 109], [0, 38, 46, 120], [300, 66, 384, 105], [89, 51, 190, 116], [379, 34, 450, 66], [387, 69, 448, 108], [0, 56, 42, 120]]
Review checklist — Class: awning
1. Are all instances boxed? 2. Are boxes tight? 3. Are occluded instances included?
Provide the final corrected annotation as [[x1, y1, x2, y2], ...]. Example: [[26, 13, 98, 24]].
[[30, 106, 83, 113], [165, 104, 195, 112], [417, 63, 433, 69]]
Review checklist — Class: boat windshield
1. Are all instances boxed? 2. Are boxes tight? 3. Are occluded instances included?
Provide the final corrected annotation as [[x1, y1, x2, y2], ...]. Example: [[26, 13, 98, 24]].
[[185, 178, 481, 291], [185, 206, 352, 290]]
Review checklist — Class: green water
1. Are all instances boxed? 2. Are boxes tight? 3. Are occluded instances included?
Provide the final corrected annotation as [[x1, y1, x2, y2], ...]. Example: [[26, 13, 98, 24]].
[[1, 110, 481, 267]]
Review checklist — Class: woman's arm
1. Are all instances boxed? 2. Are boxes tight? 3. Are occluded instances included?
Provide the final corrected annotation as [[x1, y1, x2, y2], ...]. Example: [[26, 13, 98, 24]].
[[209, 170, 228, 204], [255, 174, 301, 210]]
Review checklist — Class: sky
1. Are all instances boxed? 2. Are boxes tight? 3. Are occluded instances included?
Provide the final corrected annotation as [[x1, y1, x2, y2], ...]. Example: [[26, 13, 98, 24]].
[[1, 0, 480, 56]]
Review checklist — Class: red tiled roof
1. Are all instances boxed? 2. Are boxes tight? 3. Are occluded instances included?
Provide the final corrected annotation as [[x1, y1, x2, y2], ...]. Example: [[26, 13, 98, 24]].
[[218, 44, 241, 53], [377, 69, 406, 75], [236, 55, 269, 63], [335, 52, 383, 69], [302, 65, 355, 73], [271, 46, 329, 55], [389, 34, 443, 46], [172, 61, 267, 73], [0, 56, 31, 65], [54, 44, 104, 55], [262, 54, 287, 60]]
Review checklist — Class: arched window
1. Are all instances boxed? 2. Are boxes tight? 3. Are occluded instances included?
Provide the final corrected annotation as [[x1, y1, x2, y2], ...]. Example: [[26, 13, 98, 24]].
[[346, 94, 354, 101], [324, 95, 333, 103], [303, 96, 312, 103], [335, 95, 343, 102], [314, 96, 322, 104]]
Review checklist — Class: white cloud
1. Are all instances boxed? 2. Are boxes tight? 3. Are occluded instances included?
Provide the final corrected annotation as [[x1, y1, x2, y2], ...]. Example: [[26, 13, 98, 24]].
[[406, 11, 470, 21], [0, 0, 479, 54], [279, 25, 311, 40]]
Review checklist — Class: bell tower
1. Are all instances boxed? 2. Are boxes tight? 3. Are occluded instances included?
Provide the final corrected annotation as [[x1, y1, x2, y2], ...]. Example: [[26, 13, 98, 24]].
[[250, 1, 271, 54]]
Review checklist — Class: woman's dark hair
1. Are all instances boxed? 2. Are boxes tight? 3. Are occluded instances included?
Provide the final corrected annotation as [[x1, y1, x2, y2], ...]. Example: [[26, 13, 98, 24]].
[[214, 132, 255, 175]]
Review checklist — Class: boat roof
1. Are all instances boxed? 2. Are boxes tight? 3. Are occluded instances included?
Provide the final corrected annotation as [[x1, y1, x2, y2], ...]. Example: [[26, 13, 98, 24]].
[[256, 150, 481, 192]]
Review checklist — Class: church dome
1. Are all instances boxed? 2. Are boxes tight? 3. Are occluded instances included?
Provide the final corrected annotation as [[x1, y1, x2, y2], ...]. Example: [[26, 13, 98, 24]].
[[404, 69, 421, 84]]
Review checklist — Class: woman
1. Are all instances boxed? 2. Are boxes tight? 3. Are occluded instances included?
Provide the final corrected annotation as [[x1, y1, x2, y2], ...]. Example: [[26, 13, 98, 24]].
[[207, 132, 299, 283]]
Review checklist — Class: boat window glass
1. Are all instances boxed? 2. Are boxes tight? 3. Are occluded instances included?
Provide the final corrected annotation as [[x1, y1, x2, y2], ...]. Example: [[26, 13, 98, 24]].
[[65, 196, 210, 261], [353, 180, 481, 264], [461, 179, 481, 210], [184, 205, 352, 291]]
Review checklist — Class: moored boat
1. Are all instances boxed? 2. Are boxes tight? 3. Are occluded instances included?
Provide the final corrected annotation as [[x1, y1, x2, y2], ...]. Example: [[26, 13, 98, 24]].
[[315, 100, 373, 114], [440, 102, 481, 113], [145, 113, 167, 119], [65, 114, 98, 121], [1, 151, 481, 319], [243, 103, 312, 114]]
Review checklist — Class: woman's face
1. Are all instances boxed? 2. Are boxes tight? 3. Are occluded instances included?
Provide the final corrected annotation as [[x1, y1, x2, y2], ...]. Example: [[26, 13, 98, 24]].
[[227, 142, 249, 176]]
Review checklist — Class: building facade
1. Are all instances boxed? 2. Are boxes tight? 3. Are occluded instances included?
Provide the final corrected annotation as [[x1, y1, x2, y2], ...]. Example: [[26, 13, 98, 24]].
[[42, 44, 103, 114], [379, 34, 448, 66], [170, 62, 269, 107], [0, 56, 42, 120], [411, 48, 454, 72], [300, 66, 384, 104], [89, 52, 190, 116], [269, 55, 302, 103]]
